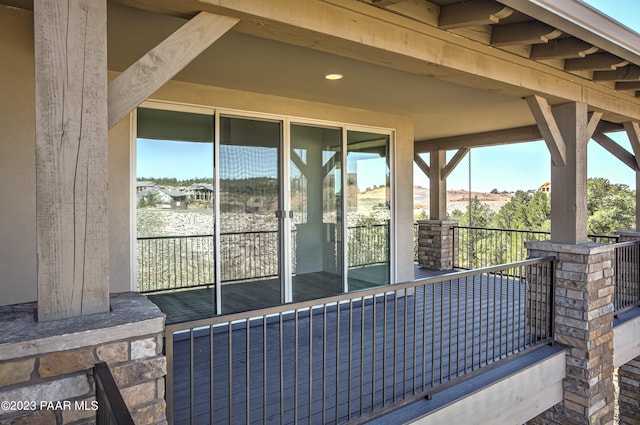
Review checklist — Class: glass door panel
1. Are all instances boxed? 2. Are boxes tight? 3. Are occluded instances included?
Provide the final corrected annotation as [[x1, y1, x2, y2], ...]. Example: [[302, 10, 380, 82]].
[[135, 107, 216, 318], [290, 124, 343, 301], [346, 130, 391, 291], [219, 116, 283, 313]]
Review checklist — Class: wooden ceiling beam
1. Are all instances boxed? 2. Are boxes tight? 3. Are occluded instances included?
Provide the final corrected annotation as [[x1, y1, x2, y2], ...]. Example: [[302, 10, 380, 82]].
[[615, 81, 640, 91], [491, 21, 562, 46], [593, 65, 640, 82], [529, 38, 598, 60], [565, 53, 629, 71], [438, 0, 513, 30], [415, 125, 543, 152], [371, 0, 407, 7]]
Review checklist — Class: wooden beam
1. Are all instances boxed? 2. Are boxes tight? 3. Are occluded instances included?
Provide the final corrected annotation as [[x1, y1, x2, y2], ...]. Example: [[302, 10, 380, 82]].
[[616, 81, 640, 91], [592, 132, 637, 171], [415, 125, 543, 152], [108, 12, 238, 129], [529, 38, 598, 60], [414, 153, 430, 177], [438, 0, 513, 29], [442, 148, 469, 180], [491, 21, 562, 46], [623, 121, 640, 170], [565, 53, 628, 71], [291, 151, 310, 178], [587, 111, 603, 139], [525, 95, 566, 167], [371, 0, 406, 7], [34, 0, 109, 321], [593, 65, 640, 82]]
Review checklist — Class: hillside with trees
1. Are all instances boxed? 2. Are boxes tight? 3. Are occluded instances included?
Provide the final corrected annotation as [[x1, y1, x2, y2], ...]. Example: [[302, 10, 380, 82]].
[[450, 178, 635, 235]]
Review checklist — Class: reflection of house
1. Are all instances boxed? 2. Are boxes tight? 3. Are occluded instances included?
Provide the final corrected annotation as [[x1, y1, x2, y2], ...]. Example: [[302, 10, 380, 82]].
[[184, 182, 214, 203], [539, 181, 551, 193], [137, 185, 188, 209], [136, 180, 158, 193]]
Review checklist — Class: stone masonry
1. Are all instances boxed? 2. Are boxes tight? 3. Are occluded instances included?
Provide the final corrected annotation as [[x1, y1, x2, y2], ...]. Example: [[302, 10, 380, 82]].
[[526, 241, 615, 425], [0, 293, 166, 425], [417, 220, 458, 271], [618, 355, 640, 425]]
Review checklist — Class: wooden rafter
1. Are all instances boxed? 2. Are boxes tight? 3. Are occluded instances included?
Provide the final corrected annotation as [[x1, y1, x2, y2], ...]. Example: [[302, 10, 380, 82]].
[[529, 38, 597, 60], [593, 65, 640, 82], [371, 0, 406, 7], [616, 81, 640, 91], [592, 132, 637, 171], [491, 21, 562, 46], [108, 12, 239, 129], [525, 95, 566, 167], [623, 122, 640, 170], [438, 0, 513, 30], [565, 53, 629, 72]]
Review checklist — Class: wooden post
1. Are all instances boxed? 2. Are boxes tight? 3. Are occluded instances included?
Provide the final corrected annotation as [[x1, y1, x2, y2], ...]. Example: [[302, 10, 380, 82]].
[[429, 149, 446, 220], [550, 102, 589, 244], [34, 0, 109, 320]]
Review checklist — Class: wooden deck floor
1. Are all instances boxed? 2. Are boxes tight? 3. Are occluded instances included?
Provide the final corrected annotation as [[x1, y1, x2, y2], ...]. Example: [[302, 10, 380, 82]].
[[149, 265, 455, 325], [167, 272, 547, 425]]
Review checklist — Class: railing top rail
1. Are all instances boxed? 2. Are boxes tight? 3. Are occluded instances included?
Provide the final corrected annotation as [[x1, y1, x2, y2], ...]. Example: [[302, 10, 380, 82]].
[[613, 239, 640, 248], [165, 256, 555, 334], [452, 225, 551, 234]]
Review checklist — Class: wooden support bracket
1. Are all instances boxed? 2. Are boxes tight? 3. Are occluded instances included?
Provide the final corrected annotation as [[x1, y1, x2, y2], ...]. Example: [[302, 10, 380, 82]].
[[525, 95, 567, 167], [623, 121, 640, 170], [108, 12, 239, 129]]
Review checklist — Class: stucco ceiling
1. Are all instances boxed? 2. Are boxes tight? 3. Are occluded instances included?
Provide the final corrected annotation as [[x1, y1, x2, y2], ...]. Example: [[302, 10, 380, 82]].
[[106, 3, 535, 142]]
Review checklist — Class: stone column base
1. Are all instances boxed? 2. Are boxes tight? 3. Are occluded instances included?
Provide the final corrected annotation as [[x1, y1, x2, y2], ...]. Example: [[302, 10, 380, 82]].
[[417, 220, 458, 271], [0, 293, 166, 425]]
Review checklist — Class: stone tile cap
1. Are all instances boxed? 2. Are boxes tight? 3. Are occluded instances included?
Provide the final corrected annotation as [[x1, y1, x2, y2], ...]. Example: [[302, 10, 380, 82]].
[[0, 293, 164, 361]]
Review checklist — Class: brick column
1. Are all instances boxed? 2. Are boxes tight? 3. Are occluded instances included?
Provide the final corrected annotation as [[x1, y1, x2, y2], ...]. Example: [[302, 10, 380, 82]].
[[0, 293, 166, 425], [526, 241, 615, 425], [617, 229, 640, 242], [618, 356, 640, 425], [417, 220, 458, 271]]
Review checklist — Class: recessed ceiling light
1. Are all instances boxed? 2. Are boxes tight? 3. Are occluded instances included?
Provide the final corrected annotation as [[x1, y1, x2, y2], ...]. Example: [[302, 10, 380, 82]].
[[324, 73, 344, 80]]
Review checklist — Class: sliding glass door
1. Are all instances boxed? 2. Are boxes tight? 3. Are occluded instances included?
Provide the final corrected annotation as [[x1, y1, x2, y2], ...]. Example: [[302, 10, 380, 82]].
[[346, 130, 391, 291], [219, 116, 283, 313], [290, 124, 344, 301], [136, 106, 393, 317]]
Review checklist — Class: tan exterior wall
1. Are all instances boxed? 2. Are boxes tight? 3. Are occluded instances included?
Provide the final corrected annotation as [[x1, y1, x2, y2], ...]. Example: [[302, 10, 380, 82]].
[[0, 4, 415, 306], [0, 6, 37, 305]]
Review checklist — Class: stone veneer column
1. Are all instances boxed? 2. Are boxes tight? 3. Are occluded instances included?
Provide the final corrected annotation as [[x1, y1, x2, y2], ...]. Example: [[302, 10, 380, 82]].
[[417, 220, 458, 271], [0, 293, 166, 425], [618, 355, 640, 425], [526, 241, 615, 425]]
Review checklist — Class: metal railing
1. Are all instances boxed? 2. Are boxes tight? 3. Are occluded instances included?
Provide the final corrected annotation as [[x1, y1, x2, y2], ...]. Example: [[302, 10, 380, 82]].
[[137, 224, 391, 293], [94, 362, 135, 425], [614, 240, 640, 313], [453, 226, 619, 270], [165, 257, 555, 425]]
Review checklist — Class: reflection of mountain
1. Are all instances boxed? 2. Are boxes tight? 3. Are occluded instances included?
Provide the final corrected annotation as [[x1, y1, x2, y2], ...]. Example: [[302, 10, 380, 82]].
[[220, 177, 279, 213]]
